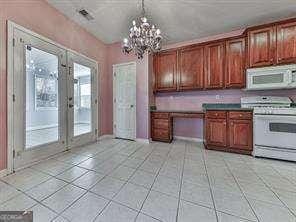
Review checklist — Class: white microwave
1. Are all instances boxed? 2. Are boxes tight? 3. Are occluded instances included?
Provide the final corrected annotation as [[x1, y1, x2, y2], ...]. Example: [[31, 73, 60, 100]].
[[246, 64, 296, 90]]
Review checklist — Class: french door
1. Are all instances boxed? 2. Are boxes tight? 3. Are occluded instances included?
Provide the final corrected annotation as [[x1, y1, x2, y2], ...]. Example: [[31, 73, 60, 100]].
[[12, 27, 98, 170], [67, 52, 98, 147]]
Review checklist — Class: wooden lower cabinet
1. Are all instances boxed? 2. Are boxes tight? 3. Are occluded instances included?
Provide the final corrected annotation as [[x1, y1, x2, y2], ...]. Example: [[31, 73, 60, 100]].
[[205, 110, 253, 155], [151, 112, 172, 142], [229, 119, 253, 151], [206, 118, 227, 147]]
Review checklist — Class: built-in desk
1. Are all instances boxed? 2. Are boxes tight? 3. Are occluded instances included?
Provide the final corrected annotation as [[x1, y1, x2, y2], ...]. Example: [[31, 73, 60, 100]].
[[150, 110, 204, 143]]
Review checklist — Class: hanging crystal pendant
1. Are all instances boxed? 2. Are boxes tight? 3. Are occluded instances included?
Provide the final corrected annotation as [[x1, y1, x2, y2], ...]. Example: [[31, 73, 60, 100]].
[[122, 0, 162, 59]]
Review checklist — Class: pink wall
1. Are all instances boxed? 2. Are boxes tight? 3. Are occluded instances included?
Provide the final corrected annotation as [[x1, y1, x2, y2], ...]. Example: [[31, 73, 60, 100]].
[[107, 42, 150, 139], [0, 0, 108, 170]]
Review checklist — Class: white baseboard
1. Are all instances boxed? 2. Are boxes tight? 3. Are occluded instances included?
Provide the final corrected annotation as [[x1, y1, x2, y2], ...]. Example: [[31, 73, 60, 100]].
[[136, 138, 150, 144], [0, 169, 7, 178], [98, 134, 115, 140], [173, 136, 204, 143]]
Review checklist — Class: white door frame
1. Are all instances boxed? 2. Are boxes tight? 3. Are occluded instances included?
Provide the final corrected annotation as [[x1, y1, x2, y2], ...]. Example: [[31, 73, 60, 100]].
[[7, 21, 100, 173], [113, 62, 137, 140]]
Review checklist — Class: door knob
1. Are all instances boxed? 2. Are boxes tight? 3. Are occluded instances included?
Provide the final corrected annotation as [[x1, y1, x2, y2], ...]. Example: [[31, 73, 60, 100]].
[[69, 104, 74, 108], [130, 105, 134, 108]]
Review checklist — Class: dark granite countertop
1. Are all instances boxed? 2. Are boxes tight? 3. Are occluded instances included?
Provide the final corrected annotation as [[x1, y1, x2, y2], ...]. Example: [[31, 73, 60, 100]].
[[202, 103, 253, 111], [150, 103, 255, 113]]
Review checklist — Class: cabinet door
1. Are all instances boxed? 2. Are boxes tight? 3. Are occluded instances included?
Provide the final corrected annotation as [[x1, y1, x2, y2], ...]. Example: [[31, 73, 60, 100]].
[[206, 118, 227, 147], [179, 46, 204, 90], [154, 51, 177, 92], [277, 21, 296, 64], [225, 38, 245, 88], [205, 42, 225, 89], [229, 119, 253, 150], [248, 26, 276, 67]]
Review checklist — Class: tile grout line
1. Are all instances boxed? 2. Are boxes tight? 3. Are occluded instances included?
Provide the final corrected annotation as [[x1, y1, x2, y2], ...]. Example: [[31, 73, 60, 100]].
[[33, 140, 130, 220], [243, 162, 296, 219], [1, 140, 140, 221], [90, 141, 159, 222], [201, 148, 220, 222], [133, 142, 175, 222], [222, 158, 260, 222], [175, 141, 187, 222], [56, 141, 146, 222]]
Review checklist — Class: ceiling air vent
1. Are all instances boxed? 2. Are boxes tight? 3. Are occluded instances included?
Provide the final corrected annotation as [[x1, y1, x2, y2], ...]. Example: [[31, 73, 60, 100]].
[[78, 9, 94, 21]]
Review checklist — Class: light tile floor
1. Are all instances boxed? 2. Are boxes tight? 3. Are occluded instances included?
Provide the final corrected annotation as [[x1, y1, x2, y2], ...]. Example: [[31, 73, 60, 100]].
[[1, 139, 296, 222]]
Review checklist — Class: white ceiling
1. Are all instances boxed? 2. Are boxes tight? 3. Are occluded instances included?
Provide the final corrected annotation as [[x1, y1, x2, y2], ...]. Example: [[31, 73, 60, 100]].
[[46, 0, 296, 44]]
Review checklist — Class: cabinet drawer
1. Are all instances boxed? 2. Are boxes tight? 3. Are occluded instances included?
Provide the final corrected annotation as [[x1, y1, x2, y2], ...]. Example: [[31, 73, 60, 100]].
[[152, 129, 170, 140], [229, 111, 252, 120], [153, 119, 169, 129], [206, 111, 227, 119], [152, 112, 170, 119]]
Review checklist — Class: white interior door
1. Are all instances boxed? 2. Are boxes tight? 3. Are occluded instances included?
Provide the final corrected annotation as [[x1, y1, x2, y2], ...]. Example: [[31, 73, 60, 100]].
[[12, 28, 67, 169], [113, 62, 136, 140], [67, 52, 98, 148]]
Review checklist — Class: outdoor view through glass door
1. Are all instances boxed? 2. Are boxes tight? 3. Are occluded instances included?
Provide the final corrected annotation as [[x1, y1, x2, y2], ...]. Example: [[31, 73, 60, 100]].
[[11, 25, 98, 170], [25, 46, 60, 149], [73, 63, 92, 136]]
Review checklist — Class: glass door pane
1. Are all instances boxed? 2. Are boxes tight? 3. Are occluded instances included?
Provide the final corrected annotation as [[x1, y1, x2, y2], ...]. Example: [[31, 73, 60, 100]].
[[25, 46, 59, 149], [73, 63, 92, 136]]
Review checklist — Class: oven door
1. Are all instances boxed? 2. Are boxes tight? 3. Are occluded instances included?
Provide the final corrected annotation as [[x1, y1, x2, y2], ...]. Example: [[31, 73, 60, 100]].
[[254, 114, 296, 150]]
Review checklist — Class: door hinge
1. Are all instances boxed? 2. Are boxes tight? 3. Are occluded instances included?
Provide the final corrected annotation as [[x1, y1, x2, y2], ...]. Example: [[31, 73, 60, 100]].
[[13, 150, 15, 158], [114, 124, 116, 128], [12, 38, 15, 47], [114, 98, 116, 103], [113, 72, 116, 77], [95, 129, 98, 134], [12, 94, 16, 102], [95, 99, 98, 104]]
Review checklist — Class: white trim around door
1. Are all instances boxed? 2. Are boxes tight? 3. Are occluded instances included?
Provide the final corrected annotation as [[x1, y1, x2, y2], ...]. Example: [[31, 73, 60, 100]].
[[113, 62, 137, 141], [7, 21, 100, 173]]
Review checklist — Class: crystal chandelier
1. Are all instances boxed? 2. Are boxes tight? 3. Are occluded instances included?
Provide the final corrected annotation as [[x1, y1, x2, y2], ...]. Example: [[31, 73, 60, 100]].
[[122, 0, 162, 59]]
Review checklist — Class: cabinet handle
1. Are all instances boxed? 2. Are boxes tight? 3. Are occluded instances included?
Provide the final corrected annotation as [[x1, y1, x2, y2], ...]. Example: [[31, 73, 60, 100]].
[[239, 114, 242, 117]]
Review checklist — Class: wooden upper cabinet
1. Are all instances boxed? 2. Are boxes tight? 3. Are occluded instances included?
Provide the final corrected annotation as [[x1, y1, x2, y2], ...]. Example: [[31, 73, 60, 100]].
[[154, 50, 177, 92], [225, 37, 246, 88], [277, 21, 296, 64], [204, 42, 225, 89], [248, 26, 276, 68], [229, 119, 253, 151], [178, 46, 204, 90]]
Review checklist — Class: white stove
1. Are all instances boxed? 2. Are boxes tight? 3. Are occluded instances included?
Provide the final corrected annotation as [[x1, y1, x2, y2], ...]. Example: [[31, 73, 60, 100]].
[[241, 96, 296, 162]]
